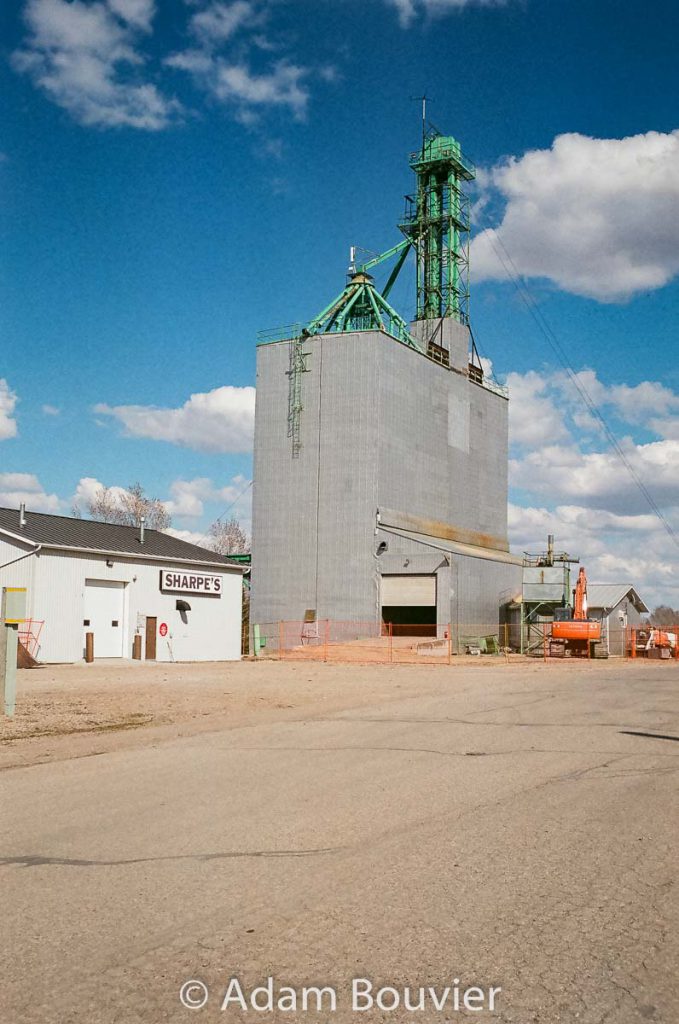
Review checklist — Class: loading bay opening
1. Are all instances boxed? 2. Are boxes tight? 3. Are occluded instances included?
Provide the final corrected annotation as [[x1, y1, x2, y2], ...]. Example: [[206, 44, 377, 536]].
[[380, 574, 437, 637]]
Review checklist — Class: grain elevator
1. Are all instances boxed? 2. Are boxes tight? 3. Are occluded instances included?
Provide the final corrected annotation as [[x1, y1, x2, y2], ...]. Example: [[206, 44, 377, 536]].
[[251, 127, 522, 636]]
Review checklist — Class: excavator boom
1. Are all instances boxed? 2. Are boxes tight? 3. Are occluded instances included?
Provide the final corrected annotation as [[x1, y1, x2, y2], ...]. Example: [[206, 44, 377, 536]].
[[573, 567, 588, 621], [551, 563, 601, 651]]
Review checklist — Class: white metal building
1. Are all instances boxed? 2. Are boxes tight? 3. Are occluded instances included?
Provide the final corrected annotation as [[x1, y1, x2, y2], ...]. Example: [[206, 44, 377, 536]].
[[587, 584, 649, 657], [0, 506, 243, 663]]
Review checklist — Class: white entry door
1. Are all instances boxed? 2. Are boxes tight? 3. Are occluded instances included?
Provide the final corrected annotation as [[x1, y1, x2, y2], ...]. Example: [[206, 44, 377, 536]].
[[84, 580, 125, 658]]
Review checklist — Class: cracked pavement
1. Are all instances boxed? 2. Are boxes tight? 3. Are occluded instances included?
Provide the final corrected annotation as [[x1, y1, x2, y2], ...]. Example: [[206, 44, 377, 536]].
[[1, 661, 677, 1023]]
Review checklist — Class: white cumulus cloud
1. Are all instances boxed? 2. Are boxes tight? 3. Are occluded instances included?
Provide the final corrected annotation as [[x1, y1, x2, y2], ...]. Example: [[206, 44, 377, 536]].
[[93, 385, 256, 453], [0, 380, 18, 441], [510, 439, 679, 516], [189, 1, 257, 45], [12, 0, 180, 130], [506, 366, 679, 603], [166, 0, 309, 124], [506, 370, 570, 447], [0, 472, 61, 513], [387, 0, 507, 28], [508, 502, 679, 609], [165, 474, 250, 518], [164, 0, 314, 122], [71, 475, 129, 512], [13, 0, 334, 128], [165, 526, 213, 547], [69, 474, 251, 542], [213, 61, 308, 118], [472, 129, 679, 301]]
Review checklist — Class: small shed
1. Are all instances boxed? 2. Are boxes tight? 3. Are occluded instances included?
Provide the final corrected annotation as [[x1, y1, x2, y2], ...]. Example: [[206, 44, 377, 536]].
[[587, 584, 649, 656]]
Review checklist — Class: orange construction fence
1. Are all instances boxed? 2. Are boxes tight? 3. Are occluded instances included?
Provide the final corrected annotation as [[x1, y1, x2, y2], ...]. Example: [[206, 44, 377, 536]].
[[252, 621, 513, 665], [18, 619, 44, 659], [625, 624, 679, 660]]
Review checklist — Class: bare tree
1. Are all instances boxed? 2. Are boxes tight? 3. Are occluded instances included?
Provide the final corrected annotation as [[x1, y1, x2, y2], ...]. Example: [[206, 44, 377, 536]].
[[84, 482, 171, 531], [86, 486, 124, 525], [649, 605, 679, 627], [119, 482, 171, 530], [206, 516, 249, 555]]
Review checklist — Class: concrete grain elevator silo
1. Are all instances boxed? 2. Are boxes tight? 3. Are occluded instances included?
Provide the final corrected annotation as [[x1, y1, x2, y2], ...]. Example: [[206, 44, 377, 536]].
[[251, 126, 522, 639]]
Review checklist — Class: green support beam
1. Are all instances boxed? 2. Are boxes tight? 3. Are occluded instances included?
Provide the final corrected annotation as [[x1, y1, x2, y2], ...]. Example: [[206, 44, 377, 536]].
[[398, 130, 475, 324], [256, 124, 475, 352], [303, 271, 422, 352]]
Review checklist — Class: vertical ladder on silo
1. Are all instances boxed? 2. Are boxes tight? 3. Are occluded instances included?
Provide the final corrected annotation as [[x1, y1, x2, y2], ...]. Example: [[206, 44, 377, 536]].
[[287, 335, 310, 458]]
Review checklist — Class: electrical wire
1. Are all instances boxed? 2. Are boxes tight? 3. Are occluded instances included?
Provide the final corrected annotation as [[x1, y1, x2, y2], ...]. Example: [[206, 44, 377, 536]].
[[194, 478, 253, 549], [485, 228, 679, 551]]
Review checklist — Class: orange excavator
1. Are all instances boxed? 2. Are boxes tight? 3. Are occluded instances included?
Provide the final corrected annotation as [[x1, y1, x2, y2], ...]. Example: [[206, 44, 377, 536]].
[[631, 625, 677, 658], [551, 566, 601, 656]]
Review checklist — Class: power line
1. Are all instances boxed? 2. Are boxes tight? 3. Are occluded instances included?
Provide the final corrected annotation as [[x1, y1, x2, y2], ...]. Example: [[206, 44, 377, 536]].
[[486, 229, 679, 551], [194, 478, 253, 549]]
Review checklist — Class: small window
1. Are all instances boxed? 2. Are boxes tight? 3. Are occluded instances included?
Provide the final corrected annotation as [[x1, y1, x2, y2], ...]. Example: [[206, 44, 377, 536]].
[[83, 619, 90, 627], [427, 341, 450, 367], [112, 620, 119, 627]]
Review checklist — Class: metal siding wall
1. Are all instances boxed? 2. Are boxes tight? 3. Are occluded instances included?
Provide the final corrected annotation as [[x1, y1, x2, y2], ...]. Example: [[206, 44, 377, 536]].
[[452, 555, 521, 628], [251, 338, 322, 623], [27, 551, 241, 663], [376, 332, 509, 540], [251, 334, 379, 625], [0, 538, 39, 614], [251, 326, 514, 629], [316, 334, 379, 621]]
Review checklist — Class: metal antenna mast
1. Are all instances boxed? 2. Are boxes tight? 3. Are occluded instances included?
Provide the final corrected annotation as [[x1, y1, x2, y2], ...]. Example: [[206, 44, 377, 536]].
[[410, 94, 428, 154]]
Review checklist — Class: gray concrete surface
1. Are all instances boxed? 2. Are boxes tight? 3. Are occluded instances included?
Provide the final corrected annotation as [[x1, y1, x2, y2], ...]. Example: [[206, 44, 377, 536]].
[[1, 662, 678, 1023]]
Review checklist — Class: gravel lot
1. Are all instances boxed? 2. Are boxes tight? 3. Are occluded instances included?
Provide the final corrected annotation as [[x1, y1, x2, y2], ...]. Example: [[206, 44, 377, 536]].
[[0, 655, 662, 769]]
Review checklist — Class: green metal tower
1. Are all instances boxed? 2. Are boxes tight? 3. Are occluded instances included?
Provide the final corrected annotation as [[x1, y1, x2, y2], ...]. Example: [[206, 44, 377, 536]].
[[256, 124, 483, 459], [399, 130, 475, 324]]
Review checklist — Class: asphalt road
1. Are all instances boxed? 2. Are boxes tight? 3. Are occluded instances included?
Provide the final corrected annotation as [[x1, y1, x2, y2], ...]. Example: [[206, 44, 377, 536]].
[[1, 662, 678, 1024]]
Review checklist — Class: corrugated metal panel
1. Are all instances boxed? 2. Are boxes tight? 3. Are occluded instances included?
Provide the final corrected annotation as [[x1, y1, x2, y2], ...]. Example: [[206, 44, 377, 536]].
[[0, 506, 240, 566], [587, 584, 648, 614], [381, 575, 436, 606], [523, 567, 568, 585], [251, 323, 514, 628], [523, 584, 568, 602]]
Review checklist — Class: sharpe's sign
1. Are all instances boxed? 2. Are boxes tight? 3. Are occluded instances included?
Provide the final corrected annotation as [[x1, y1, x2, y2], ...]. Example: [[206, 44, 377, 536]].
[[160, 570, 223, 596]]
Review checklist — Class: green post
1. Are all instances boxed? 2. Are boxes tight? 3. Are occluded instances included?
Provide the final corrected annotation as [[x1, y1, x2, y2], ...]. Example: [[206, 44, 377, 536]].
[[520, 600, 525, 655], [2, 588, 26, 718]]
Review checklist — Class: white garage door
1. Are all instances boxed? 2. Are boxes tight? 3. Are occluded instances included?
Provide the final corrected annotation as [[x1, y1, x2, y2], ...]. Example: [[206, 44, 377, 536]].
[[84, 580, 125, 658], [380, 575, 437, 607]]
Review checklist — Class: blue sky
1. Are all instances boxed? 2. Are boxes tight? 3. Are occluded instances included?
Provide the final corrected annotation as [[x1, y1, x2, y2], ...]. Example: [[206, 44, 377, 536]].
[[1, 0, 679, 604]]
